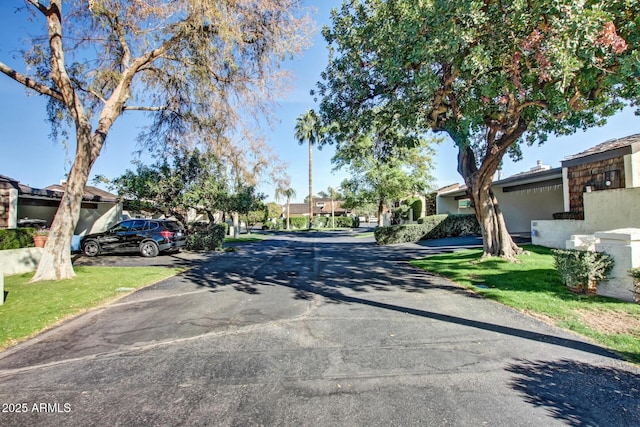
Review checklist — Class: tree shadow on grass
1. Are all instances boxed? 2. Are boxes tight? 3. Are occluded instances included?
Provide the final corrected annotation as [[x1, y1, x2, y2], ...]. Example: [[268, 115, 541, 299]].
[[507, 358, 640, 426]]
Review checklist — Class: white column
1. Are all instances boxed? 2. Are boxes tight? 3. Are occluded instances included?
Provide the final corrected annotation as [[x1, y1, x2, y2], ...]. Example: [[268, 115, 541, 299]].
[[8, 188, 18, 229], [594, 228, 640, 302], [562, 167, 570, 212]]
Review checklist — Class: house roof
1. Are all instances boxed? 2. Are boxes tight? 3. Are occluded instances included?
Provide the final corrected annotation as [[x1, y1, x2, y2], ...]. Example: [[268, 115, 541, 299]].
[[562, 133, 640, 167], [283, 199, 349, 216], [438, 166, 562, 198], [45, 183, 118, 201], [1, 175, 119, 203]]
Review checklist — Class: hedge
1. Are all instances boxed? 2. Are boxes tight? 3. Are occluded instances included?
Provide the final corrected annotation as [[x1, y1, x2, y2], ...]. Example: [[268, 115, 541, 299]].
[[281, 216, 359, 229], [0, 228, 37, 250], [375, 214, 480, 245], [185, 224, 226, 251]]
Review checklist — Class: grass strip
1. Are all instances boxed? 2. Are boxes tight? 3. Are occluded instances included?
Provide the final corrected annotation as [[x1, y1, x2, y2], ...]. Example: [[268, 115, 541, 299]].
[[0, 266, 183, 350], [411, 245, 640, 364]]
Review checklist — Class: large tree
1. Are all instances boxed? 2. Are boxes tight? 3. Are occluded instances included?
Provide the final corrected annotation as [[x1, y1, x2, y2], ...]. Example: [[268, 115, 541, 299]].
[[333, 131, 436, 227], [0, 0, 311, 281], [104, 149, 227, 227], [294, 109, 323, 229], [317, 0, 640, 258]]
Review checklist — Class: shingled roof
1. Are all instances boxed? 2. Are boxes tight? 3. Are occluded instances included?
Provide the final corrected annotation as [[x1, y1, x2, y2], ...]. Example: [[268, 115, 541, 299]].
[[0, 175, 119, 203], [562, 134, 640, 167], [45, 183, 118, 202]]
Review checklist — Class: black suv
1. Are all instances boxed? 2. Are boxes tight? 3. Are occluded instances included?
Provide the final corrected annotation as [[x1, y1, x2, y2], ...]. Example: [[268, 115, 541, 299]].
[[81, 219, 186, 257]]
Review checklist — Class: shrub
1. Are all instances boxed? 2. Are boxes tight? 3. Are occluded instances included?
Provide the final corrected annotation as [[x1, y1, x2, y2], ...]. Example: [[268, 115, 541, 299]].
[[288, 217, 309, 229], [326, 216, 359, 228], [375, 214, 480, 245], [262, 219, 283, 230], [313, 216, 329, 228], [628, 268, 640, 303], [551, 249, 615, 294], [391, 205, 410, 225], [0, 228, 36, 250], [185, 224, 226, 251]]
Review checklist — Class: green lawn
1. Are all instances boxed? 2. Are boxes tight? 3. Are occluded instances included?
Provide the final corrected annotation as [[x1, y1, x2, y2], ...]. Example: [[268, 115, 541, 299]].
[[0, 266, 183, 350], [411, 245, 640, 364], [224, 234, 269, 243]]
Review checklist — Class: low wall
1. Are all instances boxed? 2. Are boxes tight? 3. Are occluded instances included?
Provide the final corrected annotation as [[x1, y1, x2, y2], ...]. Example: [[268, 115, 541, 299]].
[[0, 247, 43, 276], [531, 219, 593, 249]]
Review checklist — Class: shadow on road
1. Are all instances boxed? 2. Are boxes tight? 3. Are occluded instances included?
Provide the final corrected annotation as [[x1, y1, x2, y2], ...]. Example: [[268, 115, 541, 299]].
[[179, 237, 628, 362], [507, 359, 640, 426]]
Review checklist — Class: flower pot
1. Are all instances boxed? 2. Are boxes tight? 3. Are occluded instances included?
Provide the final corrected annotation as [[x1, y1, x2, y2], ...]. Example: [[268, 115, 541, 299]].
[[33, 235, 47, 248]]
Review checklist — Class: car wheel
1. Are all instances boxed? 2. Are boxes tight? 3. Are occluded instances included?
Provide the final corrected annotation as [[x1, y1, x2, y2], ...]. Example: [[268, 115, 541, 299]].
[[140, 241, 159, 257], [83, 240, 101, 257]]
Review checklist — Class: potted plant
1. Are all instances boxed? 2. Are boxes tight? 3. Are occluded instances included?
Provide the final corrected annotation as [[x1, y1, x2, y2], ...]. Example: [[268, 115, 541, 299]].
[[32, 227, 49, 248], [628, 268, 640, 303]]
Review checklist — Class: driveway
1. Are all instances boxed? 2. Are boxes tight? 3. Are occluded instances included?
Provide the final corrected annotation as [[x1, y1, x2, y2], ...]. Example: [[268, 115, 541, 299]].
[[0, 231, 638, 426]]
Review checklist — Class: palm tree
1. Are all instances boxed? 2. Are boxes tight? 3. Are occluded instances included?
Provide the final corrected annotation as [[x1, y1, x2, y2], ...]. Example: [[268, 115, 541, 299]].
[[275, 187, 297, 230], [294, 109, 322, 229]]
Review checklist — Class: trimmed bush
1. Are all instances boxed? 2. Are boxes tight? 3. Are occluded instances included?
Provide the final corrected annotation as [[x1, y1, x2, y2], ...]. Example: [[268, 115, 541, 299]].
[[288, 217, 309, 229], [552, 249, 614, 294], [409, 197, 423, 220], [185, 224, 226, 251], [0, 228, 36, 250], [313, 216, 329, 228], [375, 214, 480, 245], [628, 268, 640, 303]]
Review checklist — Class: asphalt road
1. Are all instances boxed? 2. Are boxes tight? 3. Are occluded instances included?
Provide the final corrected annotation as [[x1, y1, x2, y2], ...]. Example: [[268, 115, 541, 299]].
[[1, 230, 639, 426]]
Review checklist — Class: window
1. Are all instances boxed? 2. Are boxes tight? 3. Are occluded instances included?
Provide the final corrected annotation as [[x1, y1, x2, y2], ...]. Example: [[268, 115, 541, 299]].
[[111, 221, 133, 232], [130, 220, 147, 231], [604, 170, 621, 189]]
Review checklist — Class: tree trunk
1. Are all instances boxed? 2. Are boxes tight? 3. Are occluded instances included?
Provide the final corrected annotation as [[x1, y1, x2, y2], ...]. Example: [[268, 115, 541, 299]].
[[377, 199, 384, 228], [457, 145, 521, 259], [232, 211, 240, 238], [308, 140, 313, 229], [286, 199, 291, 230], [31, 125, 100, 281]]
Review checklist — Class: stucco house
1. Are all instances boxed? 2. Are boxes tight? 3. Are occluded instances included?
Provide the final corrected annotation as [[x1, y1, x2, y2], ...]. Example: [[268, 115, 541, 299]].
[[0, 175, 121, 235], [438, 134, 640, 301], [531, 134, 640, 248]]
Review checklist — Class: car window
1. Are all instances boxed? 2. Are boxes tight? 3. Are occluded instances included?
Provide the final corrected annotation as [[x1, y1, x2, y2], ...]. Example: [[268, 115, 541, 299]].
[[130, 220, 147, 231], [148, 221, 160, 230], [111, 221, 133, 232], [163, 221, 182, 231]]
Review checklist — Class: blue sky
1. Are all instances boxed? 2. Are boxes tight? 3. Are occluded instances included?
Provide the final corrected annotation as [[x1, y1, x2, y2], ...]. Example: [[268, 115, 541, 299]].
[[1, 1, 640, 203]]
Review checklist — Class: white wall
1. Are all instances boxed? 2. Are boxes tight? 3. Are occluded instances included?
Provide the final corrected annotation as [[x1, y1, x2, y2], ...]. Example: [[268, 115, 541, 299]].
[[624, 152, 640, 189], [76, 203, 122, 235], [532, 187, 640, 248], [583, 187, 640, 232], [0, 247, 42, 275], [436, 195, 474, 215], [498, 187, 564, 233], [531, 219, 594, 248], [18, 201, 121, 235]]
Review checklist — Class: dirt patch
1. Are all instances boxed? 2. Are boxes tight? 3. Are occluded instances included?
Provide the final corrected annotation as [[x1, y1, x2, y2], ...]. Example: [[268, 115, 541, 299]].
[[523, 310, 559, 326], [575, 309, 640, 337]]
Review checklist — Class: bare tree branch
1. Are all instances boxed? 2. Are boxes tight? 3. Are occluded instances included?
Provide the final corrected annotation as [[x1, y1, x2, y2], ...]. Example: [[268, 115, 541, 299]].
[[0, 61, 64, 101]]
